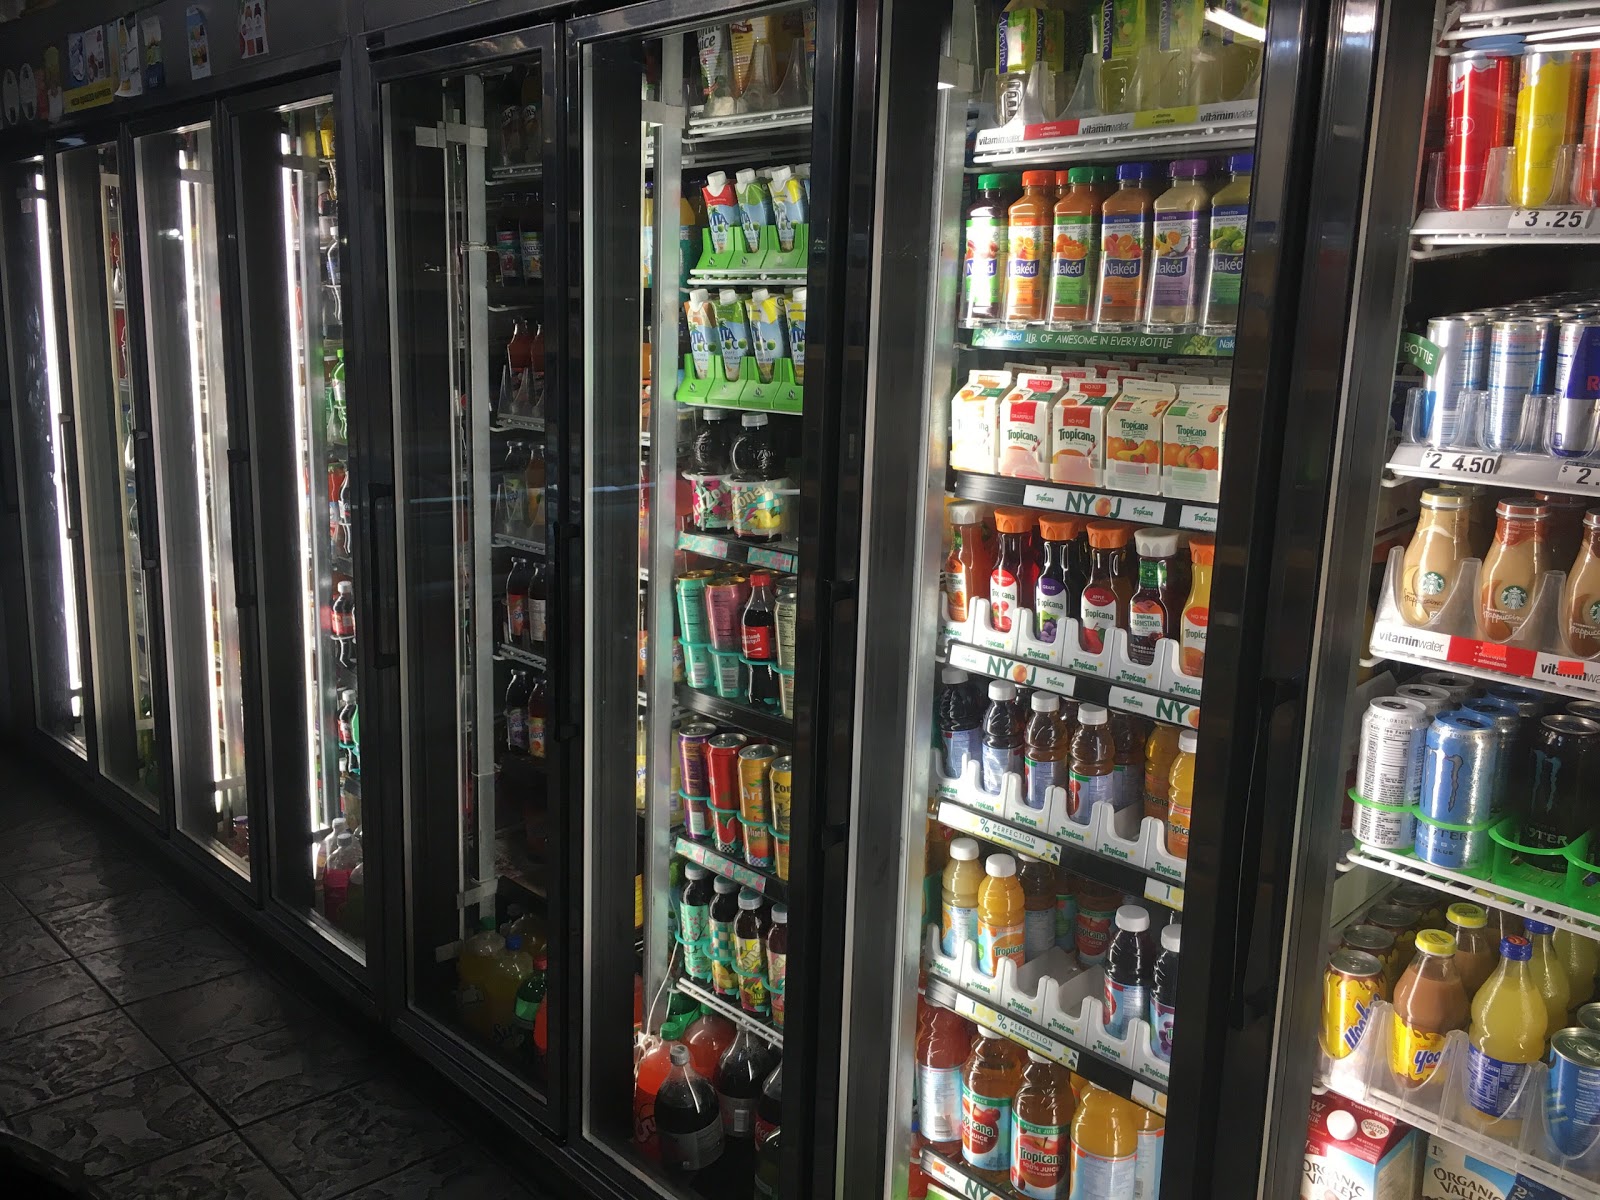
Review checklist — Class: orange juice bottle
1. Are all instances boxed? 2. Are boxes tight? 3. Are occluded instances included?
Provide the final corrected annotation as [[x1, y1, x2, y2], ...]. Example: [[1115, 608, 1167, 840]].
[[1165, 730, 1197, 860], [977, 854, 1026, 976], [1094, 162, 1154, 330], [1134, 1106, 1166, 1198], [1049, 167, 1100, 327], [1010, 1052, 1073, 1196], [1143, 723, 1182, 827], [457, 915, 504, 1037], [1068, 1085, 1138, 1194], [1466, 934, 1547, 1123], [942, 837, 985, 957], [1179, 535, 1213, 678], [961, 1032, 1025, 1185], [1004, 171, 1056, 327]]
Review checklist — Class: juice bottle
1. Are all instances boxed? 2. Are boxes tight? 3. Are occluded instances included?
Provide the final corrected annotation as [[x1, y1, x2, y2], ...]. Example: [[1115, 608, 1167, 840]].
[[1179, 534, 1213, 678], [1165, 730, 1197, 860], [991, 508, 1039, 635], [457, 915, 504, 1037], [1447, 902, 1499, 997], [1146, 160, 1211, 331], [1104, 905, 1151, 1038], [1556, 928, 1600, 1010], [1005, 171, 1056, 326], [1202, 152, 1252, 333], [1108, 711, 1146, 838], [1094, 163, 1154, 330], [1096, 1, 1148, 115], [1134, 1105, 1166, 1199], [982, 680, 1025, 797], [1466, 934, 1548, 1122], [962, 174, 1019, 326], [1510, 49, 1580, 209], [937, 667, 984, 780], [1024, 691, 1069, 815], [1068, 1085, 1138, 1195], [1129, 529, 1178, 664], [1478, 497, 1551, 641], [1017, 853, 1058, 963], [682, 1010, 736, 1083], [1036, 516, 1091, 645], [1400, 488, 1473, 627], [943, 837, 985, 957], [1049, 167, 1100, 327], [1525, 919, 1571, 1034], [977, 853, 1027, 977], [1076, 881, 1121, 967], [485, 934, 535, 1048], [1143, 723, 1182, 827], [961, 1033, 1025, 1185], [1068, 704, 1115, 826], [1390, 929, 1470, 1088], [919, 982, 976, 1154], [1080, 521, 1133, 654], [1150, 923, 1180, 1062], [945, 502, 992, 624], [1010, 1052, 1073, 1197], [1561, 509, 1600, 657]]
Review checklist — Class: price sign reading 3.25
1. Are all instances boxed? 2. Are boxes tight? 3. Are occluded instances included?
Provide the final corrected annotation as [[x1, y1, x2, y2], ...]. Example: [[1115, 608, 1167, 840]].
[[1508, 209, 1594, 231]]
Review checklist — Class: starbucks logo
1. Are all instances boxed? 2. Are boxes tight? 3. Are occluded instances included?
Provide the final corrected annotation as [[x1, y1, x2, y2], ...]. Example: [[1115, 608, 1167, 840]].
[[1589, 599, 1600, 625], [1499, 585, 1528, 611], [1421, 571, 1446, 597]]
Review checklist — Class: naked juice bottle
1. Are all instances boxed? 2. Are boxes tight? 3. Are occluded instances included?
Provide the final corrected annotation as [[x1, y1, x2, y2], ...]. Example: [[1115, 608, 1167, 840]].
[[962, 174, 1019, 327], [1005, 171, 1056, 327], [991, 508, 1040, 635], [1095, 163, 1155, 330], [1146, 159, 1211, 331], [1049, 167, 1100, 327], [1080, 522, 1134, 654], [1561, 509, 1600, 657]]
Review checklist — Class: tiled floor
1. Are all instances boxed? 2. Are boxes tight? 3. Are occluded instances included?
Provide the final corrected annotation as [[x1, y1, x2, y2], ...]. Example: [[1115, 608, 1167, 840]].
[[0, 766, 535, 1198]]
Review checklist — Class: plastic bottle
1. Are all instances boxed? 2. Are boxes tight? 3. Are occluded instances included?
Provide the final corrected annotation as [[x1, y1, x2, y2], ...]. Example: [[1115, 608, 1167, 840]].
[[1104, 905, 1151, 1038], [977, 854, 1027, 977], [485, 934, 535, 1048], [456, 917, 503, 1038], [945, 503, 992, 624], [754, 1060, 782, 1149], [1049, 166, 1101, 328], [943, 838, 985, 958], [1135, 1104, 1166, 1199], [1108, 711, 1146, 839], [767, 905, 788, 1029], [1005, 171, 1056, 326], [1069, 1085, 1138, 1195], [717, 1027, 777, 1146], [1447, 903, 1499, 998], [681, 1009, 736, 1083], [982, 680, 1025, 797], [961, 174, 1019, 326], [1055, 866, 1080, 956], [1010, 1051, 1074, 1197], [919, 981, 976, 1154], [510, 949, 547, 1057], [1179, 535, 1213, 678], [1129, 528, 1179, 663], [1068, 704, 1115, 826], [709, 879, 741, 1001], [1146, 160, 1211, 331], [1024, 691, 1069, 814], [1017, 854, 1058, 963], [1095, 163, 1155, 329], [634, 1036, 677, 1160], [657, 1044, 725, 1174], [679, 864, 715, 983], [1096, 1, 1148, 115], [939, 668, 985, 781], [1143, 724, 1182, 828], [991, 508, 1040, 634], [1202, 153, 1252, 333], [1466, 935, 1548, 1121], [1556, 928, 1600, 1010], [1036, 515, 1090, 644], [734, 889, 771, 1016], [1076, 882, 1121, 967], [1525, 919, 1572, 1034], [1166, 730, 1198, 860], [1150, 923, 1180, 1063], [961, 1032, 1025, 1185], [1080, 522, 1133, 654]]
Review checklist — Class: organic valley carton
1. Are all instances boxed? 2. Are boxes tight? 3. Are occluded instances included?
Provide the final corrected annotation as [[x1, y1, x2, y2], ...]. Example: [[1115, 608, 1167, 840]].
[[1420, 1137, 1567, 1200], [1302, 1092, 1419, 1200], [998, 373, 1067, 480], [1162, 385, 1230, 503], [949, 369, 1012, 475], [1104, 380, 1177, 495], [1050, 380, 1115, 488]]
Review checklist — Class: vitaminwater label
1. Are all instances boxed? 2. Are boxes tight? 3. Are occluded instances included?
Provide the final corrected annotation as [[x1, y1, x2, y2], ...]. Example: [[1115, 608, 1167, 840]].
[[943, 904, 978, 957], [983, 742, 1023, 796], [1097, 212, 1148, 316], [1150, 212, 1203, 315], [943, 727, 982, 781], [1104, 976, 1148, 1038], [1151, 995, 1176, 1061], [529, 599, 547, 643], [1207, 203, 1248, 311], [1055, 892, 1078, 952], [1467, 1044, 1530, 1117], [1051, 212, 1095, 318], [1006, 223, 1049, 319], [1024, 906, 1056, 961], [961, 1085, 1012, 1171], [991, 568, 1021, 632], [1010, 1113, 1067, 1199], [964, 216, 1007, 315], [917, 1063, 963, 1144], [1135, 1123, 1165, 1199], [1080, 585, 1119, 653], [1067, 1144, 1137, 1199], [1068, 768, 1114, 823], [1024, 755, 1063, 811], [1390, 1019, 1446, 1084], [978, 919, 1025, 975]]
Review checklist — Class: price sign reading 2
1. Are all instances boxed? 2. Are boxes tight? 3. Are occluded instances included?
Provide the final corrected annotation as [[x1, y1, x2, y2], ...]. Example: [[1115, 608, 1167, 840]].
[[1558, 463, 1600, 488], [1421, 450, 1500, 475]]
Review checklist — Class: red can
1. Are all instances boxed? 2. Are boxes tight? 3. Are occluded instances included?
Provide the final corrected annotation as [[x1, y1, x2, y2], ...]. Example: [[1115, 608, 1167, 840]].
[[1577, 50, 1600, 205], [1443, 49, 1518, 211], [705, 732, 747, 810]]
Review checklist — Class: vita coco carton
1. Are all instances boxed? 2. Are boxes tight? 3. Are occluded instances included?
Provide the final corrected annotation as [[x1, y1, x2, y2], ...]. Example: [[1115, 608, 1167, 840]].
[[1051, 380, 1115, 487], [1420, 1137, 1566, 1200], [1104, 379, 1177, 495], [949, 369, 1012, 475], [1302, 1092, 1419, 1200], [1162, 384, 1230, 503], [998, 373, 1067, 480]]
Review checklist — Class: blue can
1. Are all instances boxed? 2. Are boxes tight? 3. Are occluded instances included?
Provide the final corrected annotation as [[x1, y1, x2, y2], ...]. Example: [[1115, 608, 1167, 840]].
[[1421, 710, 1501, 825], [1413, 812, 1494, 870], [1549, 1028, 1600, 1156]]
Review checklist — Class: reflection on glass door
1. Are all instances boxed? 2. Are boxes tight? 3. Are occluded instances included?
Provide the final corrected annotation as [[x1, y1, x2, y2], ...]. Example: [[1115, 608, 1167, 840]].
[[2, 159, 87, 753], [136, 122, 250, 872], [58, 141, 161, 807]]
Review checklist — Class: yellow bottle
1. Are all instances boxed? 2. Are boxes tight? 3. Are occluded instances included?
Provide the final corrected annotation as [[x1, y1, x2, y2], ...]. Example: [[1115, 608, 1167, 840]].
[[942, 837, 985, 957], [976, 853, 1026, 977], [1134, 1106, 1166, 1200], [456, 916, 504, 1037], [1069, 1085, 1139, 1191], [1179, 536, 1213, 678], [484, 934, 535, 1048], [1466, 934, 1547, 1123], [1142, 723, 1182, 826], [1165, 730, 1197, 861], [1525, 920, 1571, 1034], [1556, 929, 1599, 1011]]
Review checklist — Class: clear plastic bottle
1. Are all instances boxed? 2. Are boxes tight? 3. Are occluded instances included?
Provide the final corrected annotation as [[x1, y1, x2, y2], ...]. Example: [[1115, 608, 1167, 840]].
[[1145, 160, 1211, 331], [1023, 691, 1069, 815], [657, 1044, 725, 1174], [1068, 704, 1115, 826], [981, 680, 1025, 797], [1104, 905, 1151, 1038], [1525, 919, 1572, 1034], [1201, 153, 1253, 334], [1016, 853, 1057, 962], [1150, 923, 1180, 1062], [937, 668, 985, 781]]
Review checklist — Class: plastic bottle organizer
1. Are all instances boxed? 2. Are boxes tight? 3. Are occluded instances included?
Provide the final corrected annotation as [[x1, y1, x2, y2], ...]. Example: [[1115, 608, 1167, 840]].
[[673, 936, 783, 1030], [919, 925, 1171, 1090], [1418, 138, 1600, 217], [932, 754, 1187, 887], [677, 791, 790, 885], [1322, 999, 1600, 1189], [943, 597, 1203, 710], [1399, 385, 1600, 463], [679, 644, 794, 719]]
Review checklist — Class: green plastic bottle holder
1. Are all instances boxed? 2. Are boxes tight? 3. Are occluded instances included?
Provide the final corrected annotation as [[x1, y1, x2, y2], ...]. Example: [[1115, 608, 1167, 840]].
[[677, 351, 803, 412], [692, 223, 808, 276]]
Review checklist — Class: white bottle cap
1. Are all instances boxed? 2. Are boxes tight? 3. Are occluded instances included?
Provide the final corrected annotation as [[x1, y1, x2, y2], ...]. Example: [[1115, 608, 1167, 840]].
[[1115, 904, 1149, 932], [1031, 692, 1059, 713], [949, 838, 979, 861], [719, 287, 740, 304], [706, 170, 727, 191], [769, 164, 793, 185], [988, 680, 1017, 701], [736, 167, 757, 186], [689, 287, 710, 303], [1179, 730, 1198, 753], [1026, 1051, 1053, 1065], [941, 668, 969, 686], [1079, 703, 1108, 725], [791, 286, 807, 304], [770, 905, 788, 924], [703, 408, 731, 421], [1161, 924, 1182, 953], [1134, 528, 1180, 558], [742, 412, 768, 427], [947, 502, 982, 525], [1017, 852, 1038, 863], [752, 286, 771, 302], [985, 854, 1017, 878]]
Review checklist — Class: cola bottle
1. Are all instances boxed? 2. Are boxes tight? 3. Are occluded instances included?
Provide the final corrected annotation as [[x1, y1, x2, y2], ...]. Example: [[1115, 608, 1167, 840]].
[[331, 581, 357, 671], [656, 1044, 724, 1176]]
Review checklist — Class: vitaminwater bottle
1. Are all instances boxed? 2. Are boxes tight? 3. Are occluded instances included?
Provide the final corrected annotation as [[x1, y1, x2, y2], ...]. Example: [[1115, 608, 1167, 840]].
[[1104, 905, 1151, 1039], [919, 982, 976, 1154], [1166, 730, 1198, 860], [1095, 1, 1148, 114], [1017, 853, 1057, 963], [1143, 724, 1182, 827], [1024, 691, 1069, 814], [943, 837, 984, 957], [1069, 1086, 1138, 1196], [1068, 704, 1115, 826], [1010, 1052, 1073, 1197], [1466, 935, 1547, 1122], [1525, 919, 1571, 1034], [1150, 923, 1180, 1063], [938, 667, 984, 781], [982, 680, 1025, 797], [961, 1033, 1025, 1186], [977, 854, 1026, 977]]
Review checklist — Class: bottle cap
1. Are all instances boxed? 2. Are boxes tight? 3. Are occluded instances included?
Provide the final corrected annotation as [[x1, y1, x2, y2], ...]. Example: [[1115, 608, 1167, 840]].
[[1067, 166, 1095, 185], [1446, 902, 1487, 929], [736, 167, 757, 186], [1495, 496, 1549, 521], [714, 878, 738, 893], [748, 571, 772, 588], [977, 173, 1009, 191], [1228, 152, 1254, 173], [1501, 934, 1532, 961], [742, 412, 769, 427], [1087, 521, 1132, 549], [994, 507, 1037, 535], [1022, 169, 1054, 187], [988, 680, 1017, 701], [949, 837, 979, 862], [1134, 528, 1180, 558], [941, 667, 970, 685], [1038, 514, 1091, 541], [1055, 170, 1072, 187], [506, 935, 523, 951], [791, 286, 807, 303], [1169, 158, 1210, 178], [1027, 1051, 1053, 1064], [1161, 924, 1181, 953], [689, 287, 710, 303], [985, 854, 1017, 878], [771, 905, 788, 924], [338, 580, 353, 593], [1079, 703, 1108, 726], [1420, 486, 1469, 510], [1115, 904, 1149, 932], [1031, 691, 1060, 713], [1189, 534, 1215, 565], [1414, 929, 1456, 957], [1117, 162, 1152, 181], [479, 914, 497, 931], [720, 287, 742, 304], [1525, 918, 1554, 936], [739, 889, 764, 910], [769, 165, 793, 185], [947, 502, 984, 526], [705, 171, 727, 191], [670, 1044, 691, 1065], [751, 286, 771, 302], [1325, 1109, 1357, 1141], [1179, 730, 1198, 753], [685, 864, 709, 879]]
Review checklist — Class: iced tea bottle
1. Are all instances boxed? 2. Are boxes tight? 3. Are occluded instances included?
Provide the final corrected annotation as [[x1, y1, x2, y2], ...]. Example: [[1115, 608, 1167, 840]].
[[1095, 163, 1155, 329], [1143, 723, 1182, 827], [1049, 167, 1100, 327], [1009, 1052, 1073, 1197], [1016, 853, 1057, 963], [1068, 704, 1115, 826], [1024, 691, 1069, 815], [960, 1032, 1025, 1185], [990, 508, 1039, 635], [945, 502, 992, 624], [1004, 171, 1056, 327], [981, 680, 1024, 796], [1080, 522, 1134, 654]]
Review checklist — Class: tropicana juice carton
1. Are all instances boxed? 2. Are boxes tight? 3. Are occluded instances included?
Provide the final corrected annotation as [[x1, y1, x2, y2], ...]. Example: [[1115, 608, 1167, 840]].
[[1104, 380, 1177, 495], [1301, 1091, 1420, 1200], [1050, 380, 1116, 488], [950, 370, 1013, 475], [998, 373, 1067, 480], [1162, 384, 1230, 503]]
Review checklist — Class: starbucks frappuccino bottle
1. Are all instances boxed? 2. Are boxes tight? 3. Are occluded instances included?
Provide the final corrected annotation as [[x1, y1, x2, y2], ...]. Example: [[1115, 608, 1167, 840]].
[[1400, 487, 1473, 627], [1561, 509, 1600, 657], [1478, 497, 1551, 642]]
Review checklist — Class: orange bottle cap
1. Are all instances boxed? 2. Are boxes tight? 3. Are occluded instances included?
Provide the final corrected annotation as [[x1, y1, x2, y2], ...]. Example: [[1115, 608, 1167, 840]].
[[1086, 521, 1131, 550], [1021, 169, 1055, 188], [1038, 514, 1090, 541], [1054, 170, 1072, 187], [1188, 533, 1215, 565], [994, 507, 1037, 535]]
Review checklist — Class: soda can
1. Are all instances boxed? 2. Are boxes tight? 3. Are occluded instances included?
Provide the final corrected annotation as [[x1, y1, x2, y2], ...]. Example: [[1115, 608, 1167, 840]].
[[675, 571, 715, 646], [1488, 319, 1544, 413], [1417, 671, 1476, 704], [1557, 319, 1600, 396], [1340, 924, 1397, 985], [770, 755, 792, 838], [1395, 683, 1454, 717], [1578, 1002, 1600, 1033], [1548, 1027, 1600, 1155], [1443, 50, 1519, 211], [776, 578, 798, 669], [1569, 700, 1600, 723], [1459, 699, 1522, 816], [1512, 49, 1581, 208], [706, 732, 748, 811], [1550, 393, 1600, 458], [1355, 697, 1429, 806], [1421, 710, 1501, 825], [704, 574, 751, 651], [709, 800, 744, 858], [736, 744, 777, 868], [677, 721, 717, 799], [1423, 316, 1488, 443], [1322, 949, 1385, 1060]]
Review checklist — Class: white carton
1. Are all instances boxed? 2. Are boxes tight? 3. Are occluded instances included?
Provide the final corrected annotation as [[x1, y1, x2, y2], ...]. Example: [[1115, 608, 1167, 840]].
[[949, 369, 1011, 475], [1302, 1092, 1420, 1200], [1104, 385, 1176, 495], [1161, 395, 1228, 503], [998, 373, 1067, 480], [1051, 391, 1115, 487]]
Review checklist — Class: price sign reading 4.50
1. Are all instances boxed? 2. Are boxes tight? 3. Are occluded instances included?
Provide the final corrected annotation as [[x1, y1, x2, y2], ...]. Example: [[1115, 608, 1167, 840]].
[[1421, 450, 1499, 476], [1508, 209, 1594, 231]]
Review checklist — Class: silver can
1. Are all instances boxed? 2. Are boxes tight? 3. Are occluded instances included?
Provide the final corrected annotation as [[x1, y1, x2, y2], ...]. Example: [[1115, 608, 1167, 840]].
[[1356, 697, 1430, 806], [1395, 683, 1454, 717], [1549, 394, 1600, 458], [1556, 319, 1600, 398], [1416, 671, 1475, 704], [1423, 316, 1488, 445], [775, 578, 798, 670], [1420, 709, 1501, 825], [1488, 319, 1544, 406], [1460, 698, 1522, 816]]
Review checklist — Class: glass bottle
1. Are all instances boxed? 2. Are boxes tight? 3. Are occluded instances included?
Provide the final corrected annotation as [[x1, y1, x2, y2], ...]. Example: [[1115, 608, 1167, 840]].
[[1477, 497, 1550, 642], [990, 508, 1038, 635], [945, 503, 992, 624], [1128, 528, 1178, 665], [1080, 521, 1133, 654], [1561, 509, 1600, 657], [1401, 487, 1473, 627]]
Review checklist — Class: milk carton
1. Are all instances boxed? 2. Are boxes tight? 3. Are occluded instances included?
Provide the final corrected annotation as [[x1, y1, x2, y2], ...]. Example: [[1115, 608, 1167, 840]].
[[1162, 385, 1230, 503], [1104, 380, 1177, 495], [998, 373, 1067, 480], [1050, 382, 1115, 488], [1302, 1092, 1420, 1200], [949, 370, 1011, 475], [1420, 1137, 1567, 1200]]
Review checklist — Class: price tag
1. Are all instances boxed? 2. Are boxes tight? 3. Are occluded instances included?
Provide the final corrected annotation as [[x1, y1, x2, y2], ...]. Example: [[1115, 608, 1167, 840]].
[[1507, 208, 1594, 231], [1558, 462, 1600, 489], [1421, 449, 1500, 476], [1022, 484, 1072, 512]]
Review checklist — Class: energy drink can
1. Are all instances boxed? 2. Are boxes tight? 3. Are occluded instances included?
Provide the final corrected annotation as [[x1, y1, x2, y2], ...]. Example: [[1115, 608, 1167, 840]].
[[1355, 697, 1429, 806], [1420, 710, 1501, 825], [1556, 319, 1600, 396], [677, 721, 717, 799], [1488, 319, 1544, 408], [1423, 316, 1488, 443], [1395, 683, 1454, 717], [1322, 949, 1384, 1060], [1416, 671, 1476, 704], [1548, 1028, 1600, 1155], [1459, 699, 1522, 816]]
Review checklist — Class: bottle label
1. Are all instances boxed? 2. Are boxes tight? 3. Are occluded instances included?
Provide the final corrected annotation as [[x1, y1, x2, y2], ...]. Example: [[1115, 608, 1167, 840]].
[[1166, 801, 1192, 858], [679, 899, 710, 945], [1067, 1145, 1137, 1199], [991, 568, 1020, 633], [1024, 755, 1062, 811], [978, 918, 1024, 976], [507, 596, 527, 639], [497, 231, 519, 279], [1151, 996, 1176, 1062], [1129, 606, 1164, 646], [529, 717, 547, 758], [918, 1063, 963, 1144], [720, 1093, 757, 1137], [1135, 1124, 1165, 1200], [1466, 1044, 1530, 1117], [743, 624, 774, 660], [964, 216, 1007, 314], [1010, 1112, 1067, 1198], [1006, 223, 1049, 317], [1050, 212, 1096, 318], [1390, 1019, 1446, 1084], [1150, 211, 1203, 312], [521, 231, 542, 279], [529, 599, 547, 643], [1055, 892, 1078, 952], [1104, 977, 1148, 1038], [1024, 906, 1056, 961], [982, 743, 1023, 796], [1181, 604, 1209, 662], [961, 1085, 1012, 1171], [1067, 768, 1114, 823], [943, 904, 978, 957], [1035, 576, 1069, 643], [1080, 585, 1119, 653], [507, 709, 528, 752], [332, 608, 356, 639], [945, 568, 970, 622], [1097, 211, 1148, 315], [1208, 203, 1248, 311], [943, 727, 982, 781], [662, 1121, 724, 1172], [1114, 763, 1141, 811], [1076, 908, 1114, 965]]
